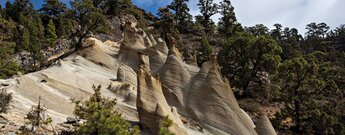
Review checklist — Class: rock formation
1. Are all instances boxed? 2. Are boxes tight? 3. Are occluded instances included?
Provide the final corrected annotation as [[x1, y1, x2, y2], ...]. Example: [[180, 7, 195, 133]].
[[255, 114, 277, 135], [2, 21, 278, 135], [184, 54, 258, 135], [137, 53, 188, 135], [159, 36, 191, 110]]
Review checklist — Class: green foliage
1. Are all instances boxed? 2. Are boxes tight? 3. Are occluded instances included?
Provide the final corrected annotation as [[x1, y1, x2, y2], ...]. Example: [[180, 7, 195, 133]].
[[305, 22, 330, 38], [5, 0, 34, 22], [245, 24, 269, 36], [167, 0, 193, 33], [73, 85, 139, 135], [40, 0, 66, 22], [197, 35, 212, 66], [56, 9, 75, 37], [274, 56, 345, 134], [0, 89, 12, 114], [71, 0, 109, 49], [28, 13, 45, 67], [0, 18, 20, 78], [25, 96, 53, 132], [45, 19, 58, 47], [18, 28, 31, 51], [218, 0, 242, 38], [104, 0, 133, 15], [270, 25, 303, 60], [197, 0, 218, 34], [157, 7, 179, 41], [159, 116, 175, 135], [218, 33, 282, 98], [128, 7, 149, 29]]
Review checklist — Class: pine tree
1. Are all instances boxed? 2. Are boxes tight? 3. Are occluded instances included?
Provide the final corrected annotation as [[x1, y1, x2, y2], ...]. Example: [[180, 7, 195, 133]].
[[104, 0, 132, 15], [197, 35, 212, 66], [40, 0, 66, 24], [218, 0, 242, 38], [8, 0, 34, 22], [20, 28, 30, 51], [159, 116, 175, 135], [27, 16, 44, 68], [218, 33, 282, 98], [157, 7, 179, 41], [0, 18, 20, 78], [167, 0, 193, 33], [45, 19, 58, 47], [73, 85, 139, 135], [71, 0, 108, 49], [197, 0, 218, 34], [0, 89, 12, 114]]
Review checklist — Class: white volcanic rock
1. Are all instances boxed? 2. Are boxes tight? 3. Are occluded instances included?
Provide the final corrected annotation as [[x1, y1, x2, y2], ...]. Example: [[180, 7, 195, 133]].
[[2, 22, 277, 135], [184, 55, 258, 135], [137, 53, 188, 135], [255, 114, 277, 135]]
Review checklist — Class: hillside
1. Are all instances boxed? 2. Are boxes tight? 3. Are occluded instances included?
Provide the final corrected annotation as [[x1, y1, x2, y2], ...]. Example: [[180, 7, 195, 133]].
[[0, 17, 278, 135]]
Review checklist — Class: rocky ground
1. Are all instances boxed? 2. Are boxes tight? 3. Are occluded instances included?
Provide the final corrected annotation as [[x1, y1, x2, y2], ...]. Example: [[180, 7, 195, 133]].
[[1, 18, 277, 135]]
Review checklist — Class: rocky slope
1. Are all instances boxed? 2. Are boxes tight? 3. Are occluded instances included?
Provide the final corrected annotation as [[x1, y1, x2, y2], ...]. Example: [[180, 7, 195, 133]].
[[0, 19, 276, 135]]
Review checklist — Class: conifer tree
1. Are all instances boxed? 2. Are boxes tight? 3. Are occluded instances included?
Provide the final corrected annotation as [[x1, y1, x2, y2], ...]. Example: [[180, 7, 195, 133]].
[[40, 0, 66, 25], [218, 33, 282, 98], [168, 0, 193, 33], [159, 116, 175, 135], [27, 16, 44, 68], [20, 28, 30, 51], [71, 0, 108, 49], [218, 0, 242, 38], [104, 0, 132, 15], [197, 0, 218, 34], [73, 85, 139, 135], [0, 18, 19, 78], [9, 0, 34, 22], [157, 7, 178, 41], [45, 19, 58, 47]]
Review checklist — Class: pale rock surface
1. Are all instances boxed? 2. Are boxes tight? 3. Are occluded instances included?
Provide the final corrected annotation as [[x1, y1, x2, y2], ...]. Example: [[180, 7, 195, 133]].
[[184, 55, 258, 135], [255, 114, 277, 135], [159, 37, 191, 111], [137, 53, 188, 135], [1, 20, 278, 135]]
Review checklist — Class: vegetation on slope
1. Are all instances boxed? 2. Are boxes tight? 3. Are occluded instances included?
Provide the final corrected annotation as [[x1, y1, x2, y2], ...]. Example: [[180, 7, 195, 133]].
[[0, 0, 344, 134]]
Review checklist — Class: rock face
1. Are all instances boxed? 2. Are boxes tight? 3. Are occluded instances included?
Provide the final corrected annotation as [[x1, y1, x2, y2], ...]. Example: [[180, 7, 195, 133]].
[[255, 114, 277, 135], [184, 54, 257, 135], [3, 19, 277, 135], [159, 38, 191, 110], [137, 53, 188, 135], [117, 64, 137, 87]]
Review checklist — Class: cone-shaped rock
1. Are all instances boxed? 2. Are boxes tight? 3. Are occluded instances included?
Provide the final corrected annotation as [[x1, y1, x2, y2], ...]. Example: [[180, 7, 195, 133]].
[[159, 36, 191, 110], [137, 53, 188, 135], [255, 114, 277, 135], [185, 54, 258, 135]]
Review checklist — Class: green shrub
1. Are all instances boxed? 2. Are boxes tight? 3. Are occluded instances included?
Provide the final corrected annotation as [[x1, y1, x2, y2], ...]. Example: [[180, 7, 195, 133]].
[[73, 85, 139, 135], [0, 89, 12, 114]]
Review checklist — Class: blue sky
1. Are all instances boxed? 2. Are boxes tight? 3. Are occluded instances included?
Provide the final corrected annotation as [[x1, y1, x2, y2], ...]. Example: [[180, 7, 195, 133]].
[[1, 0, 345, 34]]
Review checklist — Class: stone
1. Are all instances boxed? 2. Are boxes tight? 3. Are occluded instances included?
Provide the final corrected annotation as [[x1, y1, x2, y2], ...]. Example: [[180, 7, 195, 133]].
[[66, 117, 78, 124]]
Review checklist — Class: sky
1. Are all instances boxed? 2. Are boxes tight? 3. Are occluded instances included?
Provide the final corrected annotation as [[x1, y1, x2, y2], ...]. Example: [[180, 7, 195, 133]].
[[1, 0, 344, 35]]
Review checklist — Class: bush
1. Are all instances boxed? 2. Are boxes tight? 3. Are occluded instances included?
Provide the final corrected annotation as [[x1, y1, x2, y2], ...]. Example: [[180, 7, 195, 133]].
[[0, 89, 12, 114], [159, 116, 175, 135], [24, 96, 53, 133], [72, 85, 139, 135]]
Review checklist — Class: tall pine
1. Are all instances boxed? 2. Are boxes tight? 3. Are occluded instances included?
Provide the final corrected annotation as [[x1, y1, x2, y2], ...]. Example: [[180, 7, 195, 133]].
[[197, 0, 218, 35], [45, 19, 58, 47], [167, 0, 192, 33], [218, 0, 241, 38]]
